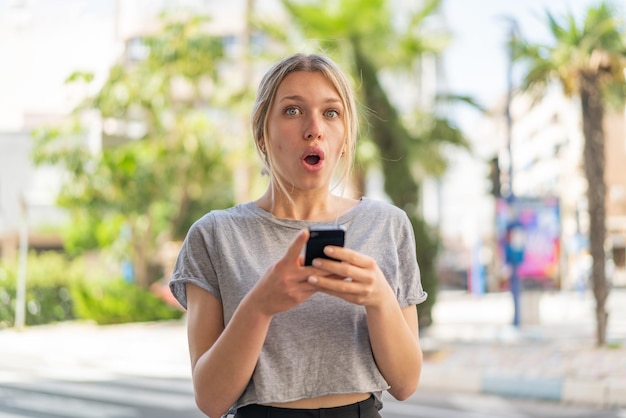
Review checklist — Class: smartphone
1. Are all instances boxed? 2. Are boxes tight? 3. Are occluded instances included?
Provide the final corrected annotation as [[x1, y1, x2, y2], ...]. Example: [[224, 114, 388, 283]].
[[304, 225, 346, 266]]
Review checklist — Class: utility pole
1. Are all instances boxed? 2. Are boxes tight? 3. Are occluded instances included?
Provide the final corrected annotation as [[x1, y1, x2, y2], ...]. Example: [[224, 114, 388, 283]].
[[501, 16, 524, 328], [15, 194, 29, 331], [504, 18, 516, 199]]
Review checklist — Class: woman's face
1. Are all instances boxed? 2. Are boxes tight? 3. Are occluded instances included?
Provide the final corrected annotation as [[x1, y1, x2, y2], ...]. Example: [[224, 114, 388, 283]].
[[266, 71, 346, 194]]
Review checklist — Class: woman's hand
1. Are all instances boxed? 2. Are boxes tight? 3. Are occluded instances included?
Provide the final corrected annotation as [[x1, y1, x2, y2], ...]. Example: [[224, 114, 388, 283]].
[[306, 245, 422, 400], [306, 245, 395, 308], [248, 229, 321, 317], [188, 229, 329, 417]]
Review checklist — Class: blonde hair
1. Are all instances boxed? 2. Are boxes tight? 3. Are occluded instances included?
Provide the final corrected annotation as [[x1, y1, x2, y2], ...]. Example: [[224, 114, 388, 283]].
[[251, 53, 357, 201]]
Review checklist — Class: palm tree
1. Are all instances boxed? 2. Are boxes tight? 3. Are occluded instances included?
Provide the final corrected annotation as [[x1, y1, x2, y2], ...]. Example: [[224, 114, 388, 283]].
[[513, 1, 626, 346], [271, 0, 470, 326]]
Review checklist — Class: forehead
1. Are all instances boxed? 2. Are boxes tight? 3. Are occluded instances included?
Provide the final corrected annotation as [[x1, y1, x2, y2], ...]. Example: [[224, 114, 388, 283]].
[[275, 71, 341, 101]]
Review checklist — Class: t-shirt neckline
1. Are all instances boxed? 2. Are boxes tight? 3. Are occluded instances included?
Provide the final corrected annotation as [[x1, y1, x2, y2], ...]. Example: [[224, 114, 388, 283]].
[[241, 197, 369, 230]]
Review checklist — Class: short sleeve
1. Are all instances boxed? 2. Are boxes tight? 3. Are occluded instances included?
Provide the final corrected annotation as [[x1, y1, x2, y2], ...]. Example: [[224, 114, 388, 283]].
[[395, 211, 428, 307], [169, 213, 221, 310]]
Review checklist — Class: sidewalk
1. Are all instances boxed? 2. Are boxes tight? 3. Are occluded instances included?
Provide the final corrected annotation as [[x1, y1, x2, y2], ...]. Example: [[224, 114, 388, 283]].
[[419, 288, 626, 407], [0, 320, 192, 383], [0, 289, 625, 408]]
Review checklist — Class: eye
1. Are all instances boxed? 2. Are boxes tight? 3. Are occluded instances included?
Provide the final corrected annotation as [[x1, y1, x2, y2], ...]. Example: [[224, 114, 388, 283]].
[[325, 109, 340, 119], [285, 107, 300, 116]]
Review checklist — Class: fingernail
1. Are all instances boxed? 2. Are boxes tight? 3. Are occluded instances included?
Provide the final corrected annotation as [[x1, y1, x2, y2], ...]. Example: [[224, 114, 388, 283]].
[[307, 276, 318, 284], [312, 259, 322, 267], [325, 247, 334, 254]]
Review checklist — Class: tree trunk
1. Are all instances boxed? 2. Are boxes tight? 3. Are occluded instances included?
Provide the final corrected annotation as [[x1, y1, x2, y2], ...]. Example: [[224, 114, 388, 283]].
[[351, 39, 418, 210], [349, 161, 367, 198], [579, 71, 609, 346], [351, 38, 438, 328], [131, 219, 154, 289]]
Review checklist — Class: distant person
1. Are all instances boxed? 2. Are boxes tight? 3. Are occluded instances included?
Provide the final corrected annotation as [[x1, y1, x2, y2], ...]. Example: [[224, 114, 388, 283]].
[[169, 53, 427, 418]]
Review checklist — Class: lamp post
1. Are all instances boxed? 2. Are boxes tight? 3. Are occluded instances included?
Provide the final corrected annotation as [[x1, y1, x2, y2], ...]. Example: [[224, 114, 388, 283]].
[[15, 194, 28, 331], [501, 16, 523, 327], [504, 17, 517, 198]]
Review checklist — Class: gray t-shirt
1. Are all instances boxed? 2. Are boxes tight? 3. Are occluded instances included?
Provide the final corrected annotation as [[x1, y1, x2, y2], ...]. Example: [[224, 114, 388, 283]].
[[169, 197, 427, 412]]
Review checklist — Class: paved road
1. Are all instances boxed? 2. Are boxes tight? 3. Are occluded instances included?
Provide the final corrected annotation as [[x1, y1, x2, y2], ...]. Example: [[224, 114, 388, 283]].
[[0, 321, 198, 417], [0, 379, 623, 418], [381, 389, 626, 418], [1, 289, 625, 416], [0, 376, 204, 418], [383, 390, 626, 418]]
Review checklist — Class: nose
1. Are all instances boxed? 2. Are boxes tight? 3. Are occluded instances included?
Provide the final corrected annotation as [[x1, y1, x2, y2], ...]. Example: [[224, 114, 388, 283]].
[[304, 114, 322, 141]]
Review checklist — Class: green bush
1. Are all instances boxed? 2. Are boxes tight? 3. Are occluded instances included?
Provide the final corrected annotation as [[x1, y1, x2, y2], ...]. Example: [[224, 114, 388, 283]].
[[0, 252, 77, 328], [70, 279, 183, 325], [0, 251, 182, 328]]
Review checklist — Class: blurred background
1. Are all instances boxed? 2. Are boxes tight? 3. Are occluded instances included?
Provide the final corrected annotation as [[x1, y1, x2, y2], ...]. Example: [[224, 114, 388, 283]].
[[0, 0, 625, 416]]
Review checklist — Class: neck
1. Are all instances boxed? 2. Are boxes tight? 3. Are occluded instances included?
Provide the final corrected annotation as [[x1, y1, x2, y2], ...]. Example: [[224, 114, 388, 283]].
[[256, 186, 351, 222]]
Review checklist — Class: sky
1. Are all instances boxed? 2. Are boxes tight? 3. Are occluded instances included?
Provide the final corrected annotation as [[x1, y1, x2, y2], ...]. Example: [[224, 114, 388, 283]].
[[441, 0, 606, 118]]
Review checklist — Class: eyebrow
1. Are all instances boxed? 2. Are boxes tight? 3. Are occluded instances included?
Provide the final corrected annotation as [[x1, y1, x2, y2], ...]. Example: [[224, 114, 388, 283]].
[[279, 94, 342, 105]]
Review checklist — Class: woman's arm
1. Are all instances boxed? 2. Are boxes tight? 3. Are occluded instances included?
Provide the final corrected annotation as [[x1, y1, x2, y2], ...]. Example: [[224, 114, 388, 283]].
[[186, 284, 272, 418], [185, 229, 318, 418], [365, 302, 422, 400], [308, 247, 422, 400]]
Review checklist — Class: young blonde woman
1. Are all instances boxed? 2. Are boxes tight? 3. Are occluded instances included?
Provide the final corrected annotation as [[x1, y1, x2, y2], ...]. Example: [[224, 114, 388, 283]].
[[170, 53, 427, 418]]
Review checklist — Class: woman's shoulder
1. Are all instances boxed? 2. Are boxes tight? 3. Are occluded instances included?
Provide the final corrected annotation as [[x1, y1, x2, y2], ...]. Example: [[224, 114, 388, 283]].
[[190, 202, 258, 231], [359, 197, 409, 218], [340, 198, 411, 232]]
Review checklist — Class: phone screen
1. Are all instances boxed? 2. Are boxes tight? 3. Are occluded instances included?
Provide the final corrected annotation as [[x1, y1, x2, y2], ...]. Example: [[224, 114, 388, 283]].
[[304, 225, 345, 266]]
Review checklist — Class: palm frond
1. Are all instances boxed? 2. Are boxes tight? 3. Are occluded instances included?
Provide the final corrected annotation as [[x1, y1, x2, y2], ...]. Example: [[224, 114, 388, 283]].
[[435, 93, 486, 113]]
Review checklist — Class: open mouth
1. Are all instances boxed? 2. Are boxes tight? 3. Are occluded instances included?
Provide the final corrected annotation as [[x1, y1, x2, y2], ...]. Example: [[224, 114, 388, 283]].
[[301, 147, 325, 171], [304, 154, 321, 166]]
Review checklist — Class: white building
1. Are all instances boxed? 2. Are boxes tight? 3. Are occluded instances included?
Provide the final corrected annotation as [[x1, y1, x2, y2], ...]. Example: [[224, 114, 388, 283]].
[[0, 0, 289, 260], [487, 85, 626, 289], [0, 0, 121, 259]]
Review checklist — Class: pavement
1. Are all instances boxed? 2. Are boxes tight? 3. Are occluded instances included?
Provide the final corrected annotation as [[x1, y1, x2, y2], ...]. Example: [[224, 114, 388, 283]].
[[0, 288, 625, 408], [420, 288, 626, 408]]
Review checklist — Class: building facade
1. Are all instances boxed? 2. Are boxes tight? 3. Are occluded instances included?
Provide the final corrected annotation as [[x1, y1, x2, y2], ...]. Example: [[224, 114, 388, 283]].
[[0, 0, 285, 261], [494, 87, 626, 289]]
